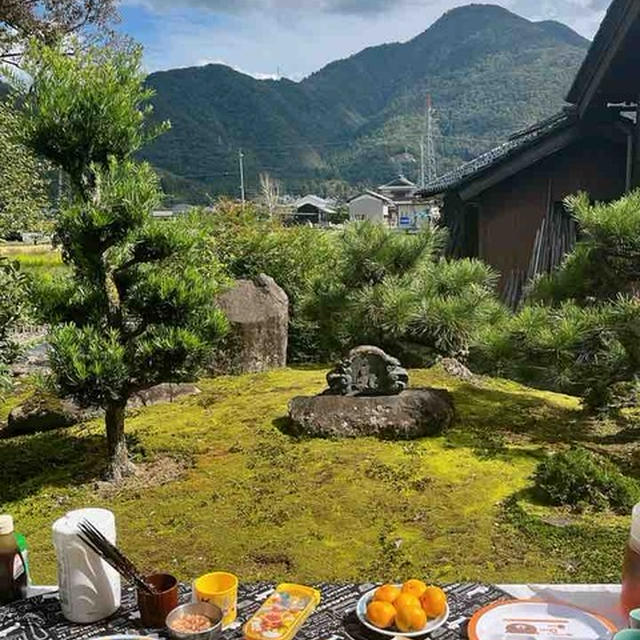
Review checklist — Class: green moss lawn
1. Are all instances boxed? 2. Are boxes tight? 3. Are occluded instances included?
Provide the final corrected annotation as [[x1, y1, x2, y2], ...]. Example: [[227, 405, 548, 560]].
[[0, 365, 632, 586]]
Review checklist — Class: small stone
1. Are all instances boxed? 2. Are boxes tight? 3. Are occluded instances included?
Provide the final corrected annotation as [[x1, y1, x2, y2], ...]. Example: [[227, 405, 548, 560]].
[[439, 357, 474, 380], [128, 383, 201, 409], [3, 392, 84, 438]]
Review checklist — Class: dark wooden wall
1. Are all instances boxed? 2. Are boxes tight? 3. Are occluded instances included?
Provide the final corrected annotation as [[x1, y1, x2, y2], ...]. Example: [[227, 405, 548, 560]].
[[465, 134, 626, 286]]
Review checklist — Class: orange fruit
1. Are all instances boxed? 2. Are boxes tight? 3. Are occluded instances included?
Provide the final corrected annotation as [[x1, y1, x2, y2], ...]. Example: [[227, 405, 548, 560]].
[[366, 601, 396, 629], [393, 593, 421, 611], [373, 584, 401, 604], [420, 586, 447, 618], [395, 604, 427, 633], [402, 579, 428, 599]]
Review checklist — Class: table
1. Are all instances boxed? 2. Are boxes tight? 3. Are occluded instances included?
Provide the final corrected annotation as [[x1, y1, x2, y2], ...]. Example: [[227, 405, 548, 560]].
[[0, 583, 626, 640]]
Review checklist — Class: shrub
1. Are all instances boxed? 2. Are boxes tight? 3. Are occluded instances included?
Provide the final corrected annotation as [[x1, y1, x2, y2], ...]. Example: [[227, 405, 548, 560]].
[[305, 221, 506, 363], [534, 448, 639, 514], [187, 202, 336, 361], [0, 258, 29, 397], [475, 190, 640, 411]]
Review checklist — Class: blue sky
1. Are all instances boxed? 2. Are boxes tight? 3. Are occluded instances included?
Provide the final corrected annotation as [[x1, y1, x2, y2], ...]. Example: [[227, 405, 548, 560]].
[[119, 0, 608, 80]]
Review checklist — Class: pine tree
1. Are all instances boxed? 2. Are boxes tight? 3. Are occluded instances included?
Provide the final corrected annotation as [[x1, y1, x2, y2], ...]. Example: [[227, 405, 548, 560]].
[[18, 43, 228, 480]]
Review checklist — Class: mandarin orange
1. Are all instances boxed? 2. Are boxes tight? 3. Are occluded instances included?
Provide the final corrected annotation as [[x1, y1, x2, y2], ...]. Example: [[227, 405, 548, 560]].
[[395, 604, 427, 632], [373, 584, 401, 604], [420, 586, 447, 618], [366, 601, 396, 629], [402, 579, 428, 599]]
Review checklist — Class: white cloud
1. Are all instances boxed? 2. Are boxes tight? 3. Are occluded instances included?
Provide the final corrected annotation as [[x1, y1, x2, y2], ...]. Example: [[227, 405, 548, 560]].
[[123, 0, 608, 77]]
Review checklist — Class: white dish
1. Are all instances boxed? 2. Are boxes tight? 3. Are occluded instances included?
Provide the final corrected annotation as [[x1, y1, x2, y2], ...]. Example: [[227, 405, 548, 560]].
[[468, 600, 616, 640], [356, 586, 450, 638]]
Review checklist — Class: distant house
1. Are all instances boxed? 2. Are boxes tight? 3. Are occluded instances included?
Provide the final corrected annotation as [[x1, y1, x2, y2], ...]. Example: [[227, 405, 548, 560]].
[[420, 0, 640, 304], [349, 176, 439, 229], [291, 195, 337, 225], [348, 190, 396, 224]]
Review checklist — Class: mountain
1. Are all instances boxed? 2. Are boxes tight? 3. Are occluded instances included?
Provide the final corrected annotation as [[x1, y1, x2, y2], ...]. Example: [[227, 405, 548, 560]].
[[141, 4, 590, 203]]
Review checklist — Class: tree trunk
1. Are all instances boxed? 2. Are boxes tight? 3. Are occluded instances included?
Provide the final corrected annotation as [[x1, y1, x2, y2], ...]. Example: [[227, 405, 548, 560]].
[[105, 402, 135, 482]]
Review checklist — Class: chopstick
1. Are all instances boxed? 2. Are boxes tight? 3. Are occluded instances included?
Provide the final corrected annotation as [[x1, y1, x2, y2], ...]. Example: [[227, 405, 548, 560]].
[[77, 519, 158, 595]]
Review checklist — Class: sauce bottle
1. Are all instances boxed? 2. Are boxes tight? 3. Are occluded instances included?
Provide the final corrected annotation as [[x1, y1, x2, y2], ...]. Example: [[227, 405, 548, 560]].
[[0, 515, 27, 605]]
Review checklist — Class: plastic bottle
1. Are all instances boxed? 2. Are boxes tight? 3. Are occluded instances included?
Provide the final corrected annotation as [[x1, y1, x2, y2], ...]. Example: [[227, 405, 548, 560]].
[[52, 508, 121, 623], [622, 504, 640, 614], [15, 533, 30, 585], [0, 515, 27, 605]]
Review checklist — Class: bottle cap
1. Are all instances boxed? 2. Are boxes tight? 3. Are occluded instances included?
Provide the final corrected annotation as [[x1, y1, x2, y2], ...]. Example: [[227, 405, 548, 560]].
[[0, 515, 14, 535]]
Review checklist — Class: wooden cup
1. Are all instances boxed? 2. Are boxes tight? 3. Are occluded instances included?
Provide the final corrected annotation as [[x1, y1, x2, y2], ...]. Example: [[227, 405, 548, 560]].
[[137, 573, 179, 629]]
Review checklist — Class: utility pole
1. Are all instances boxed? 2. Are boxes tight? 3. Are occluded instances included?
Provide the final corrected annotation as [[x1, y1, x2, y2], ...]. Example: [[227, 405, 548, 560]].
[[425, 93, 437, 184], [238, 149, 245, 205], [420, 140, 426, 189]]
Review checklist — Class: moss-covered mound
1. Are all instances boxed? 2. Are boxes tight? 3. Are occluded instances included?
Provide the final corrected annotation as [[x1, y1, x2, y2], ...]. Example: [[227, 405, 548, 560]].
[[0, 366, 632, 585]]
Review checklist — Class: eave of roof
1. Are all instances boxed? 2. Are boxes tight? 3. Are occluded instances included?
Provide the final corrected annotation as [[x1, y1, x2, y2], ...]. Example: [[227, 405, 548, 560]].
[[566, 0, 640, 109], [347, 190, 395, 204], [419, 109, 578, 198], [379, 175, 417, 189]]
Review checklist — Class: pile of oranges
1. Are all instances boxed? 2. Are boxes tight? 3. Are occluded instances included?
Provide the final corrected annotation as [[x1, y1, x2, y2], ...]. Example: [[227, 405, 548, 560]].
[[366, 580, 447, 633]]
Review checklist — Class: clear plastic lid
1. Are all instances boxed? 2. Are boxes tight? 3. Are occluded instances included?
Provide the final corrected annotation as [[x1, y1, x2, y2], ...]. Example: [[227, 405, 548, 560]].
[[243, 583, 321, 640]]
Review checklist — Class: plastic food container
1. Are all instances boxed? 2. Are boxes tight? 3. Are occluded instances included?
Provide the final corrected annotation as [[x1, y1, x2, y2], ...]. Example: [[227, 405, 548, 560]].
[[243, 583, 321, 640]]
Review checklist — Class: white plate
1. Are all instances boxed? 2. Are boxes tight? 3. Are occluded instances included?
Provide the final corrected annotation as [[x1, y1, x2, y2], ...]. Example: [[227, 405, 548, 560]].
[[468, 600, 617, 640], [356, 586, 450, 638]]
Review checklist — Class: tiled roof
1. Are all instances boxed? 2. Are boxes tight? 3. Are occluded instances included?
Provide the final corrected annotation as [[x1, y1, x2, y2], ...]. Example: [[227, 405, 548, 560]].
[[294, 194, 336, 214], [348, 190, 396, 205], [379, 175, 417, 189], [419, 109, 577, 197]]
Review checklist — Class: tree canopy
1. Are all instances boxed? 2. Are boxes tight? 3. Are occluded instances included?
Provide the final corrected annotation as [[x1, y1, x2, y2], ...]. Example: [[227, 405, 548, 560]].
[[19, 44, 227, 480], [0, 0, 118, 66]]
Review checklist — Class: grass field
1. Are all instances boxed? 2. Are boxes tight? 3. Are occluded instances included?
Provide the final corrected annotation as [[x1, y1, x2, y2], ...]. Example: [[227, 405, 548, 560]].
[[0, 365, 630, 587], [0, 244, 65, 277]]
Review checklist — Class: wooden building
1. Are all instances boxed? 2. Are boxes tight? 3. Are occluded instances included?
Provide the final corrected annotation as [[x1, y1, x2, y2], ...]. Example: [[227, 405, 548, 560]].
[[420, 0, 640, 305], [291, 195, 337, 225]]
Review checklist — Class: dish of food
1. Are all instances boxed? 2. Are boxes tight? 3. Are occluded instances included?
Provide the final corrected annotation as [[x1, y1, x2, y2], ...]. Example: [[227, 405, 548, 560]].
[[468, 600, 616, 640], [169, 613, 216, 633], [356, 580, 450, 637]]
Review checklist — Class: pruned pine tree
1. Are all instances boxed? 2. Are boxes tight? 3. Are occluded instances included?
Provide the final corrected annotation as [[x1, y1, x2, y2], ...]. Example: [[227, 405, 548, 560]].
[[19, 43, 228, 480]]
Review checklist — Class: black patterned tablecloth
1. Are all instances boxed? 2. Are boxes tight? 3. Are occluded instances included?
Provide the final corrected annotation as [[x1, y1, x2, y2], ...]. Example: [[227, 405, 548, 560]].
[[0, 582, 510, 640]]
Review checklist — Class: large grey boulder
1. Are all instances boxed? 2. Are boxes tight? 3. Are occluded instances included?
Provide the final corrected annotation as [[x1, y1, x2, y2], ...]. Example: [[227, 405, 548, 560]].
[[287, 388, 454, 440], [214, 274, 289, 374]]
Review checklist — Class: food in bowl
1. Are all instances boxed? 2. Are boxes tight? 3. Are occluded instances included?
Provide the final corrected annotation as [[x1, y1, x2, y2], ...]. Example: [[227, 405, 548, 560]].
[[169, 613, 215, 633], [365, 580, 447, 632]]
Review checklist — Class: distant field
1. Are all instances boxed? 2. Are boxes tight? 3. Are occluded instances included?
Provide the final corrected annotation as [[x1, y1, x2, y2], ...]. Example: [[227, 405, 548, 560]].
[[0, 244, 66, 276]]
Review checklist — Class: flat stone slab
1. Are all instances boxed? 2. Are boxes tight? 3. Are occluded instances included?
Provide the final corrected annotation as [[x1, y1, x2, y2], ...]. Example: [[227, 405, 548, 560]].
[[287, 388, 454, 440]]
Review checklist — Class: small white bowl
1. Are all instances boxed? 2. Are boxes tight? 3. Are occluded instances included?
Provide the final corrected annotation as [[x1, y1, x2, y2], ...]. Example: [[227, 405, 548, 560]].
[[356, 586, 450, 638]]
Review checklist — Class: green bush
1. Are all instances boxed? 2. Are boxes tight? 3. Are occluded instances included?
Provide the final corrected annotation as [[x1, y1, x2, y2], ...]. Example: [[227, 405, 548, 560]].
[[475, 190, 640, 411], [187, 201, 336, 361], [470, 301, 639, 410], [305, 221, 506, 364], [534, 448, 639, 514]]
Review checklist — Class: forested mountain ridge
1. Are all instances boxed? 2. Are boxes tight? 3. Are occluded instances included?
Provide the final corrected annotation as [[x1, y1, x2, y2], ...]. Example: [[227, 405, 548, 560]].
[[141, 3, 590, 202]]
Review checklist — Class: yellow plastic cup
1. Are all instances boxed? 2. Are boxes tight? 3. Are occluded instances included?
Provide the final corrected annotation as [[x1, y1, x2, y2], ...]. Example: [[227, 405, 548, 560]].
[[193, 571, 238, 627]]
